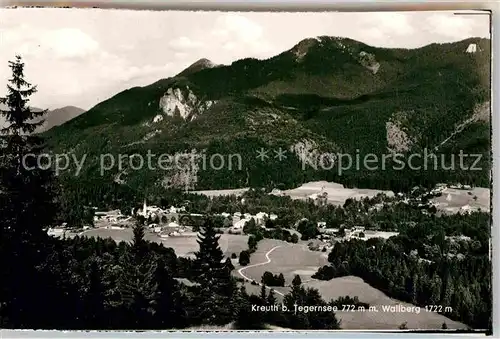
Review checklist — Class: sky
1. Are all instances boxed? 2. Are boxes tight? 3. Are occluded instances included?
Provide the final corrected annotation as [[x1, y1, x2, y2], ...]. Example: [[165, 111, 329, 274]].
[[0, 9, 490, 110]]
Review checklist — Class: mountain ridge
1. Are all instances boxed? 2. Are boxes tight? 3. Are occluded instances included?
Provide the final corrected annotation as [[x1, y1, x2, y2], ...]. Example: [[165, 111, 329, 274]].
[[44, 36, 491, 204]]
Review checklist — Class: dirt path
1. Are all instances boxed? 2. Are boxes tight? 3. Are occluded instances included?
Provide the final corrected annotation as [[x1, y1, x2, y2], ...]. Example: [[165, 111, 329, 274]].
[[237, 246, 285, 296]]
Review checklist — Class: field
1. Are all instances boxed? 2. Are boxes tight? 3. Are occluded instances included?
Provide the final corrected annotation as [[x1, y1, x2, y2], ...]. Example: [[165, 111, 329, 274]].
[[78, 228, 248, 258], [307, 277, 466, 330], [234, 239, 467, 330], [433, 187, 490, 214], [188, 182, 491, 215], [78, 225, 468, 330], [273, 181, 394, 205], [189, 181, 394, 206]]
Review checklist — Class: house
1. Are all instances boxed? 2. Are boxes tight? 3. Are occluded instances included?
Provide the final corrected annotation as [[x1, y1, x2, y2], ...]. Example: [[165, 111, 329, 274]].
[[320, 228, 338, 235], [269, 213, 278, 221], [232, 218, 250, 230], [317, 221, 327, 228], [255, 212, 268, 226], [168, 221, 180, 228]]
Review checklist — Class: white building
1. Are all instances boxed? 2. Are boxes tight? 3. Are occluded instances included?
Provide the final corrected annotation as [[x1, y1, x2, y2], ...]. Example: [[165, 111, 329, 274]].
[[168, 221, 180, 228], [254, 212, 268, 226], [232, 217, 251, 230]]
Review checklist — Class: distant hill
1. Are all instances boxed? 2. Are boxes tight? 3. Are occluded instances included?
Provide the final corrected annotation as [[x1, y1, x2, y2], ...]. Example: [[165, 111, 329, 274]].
[[39, 106, 86, 132], [0, 105, 85, 133], [44, 36, 491, 203]]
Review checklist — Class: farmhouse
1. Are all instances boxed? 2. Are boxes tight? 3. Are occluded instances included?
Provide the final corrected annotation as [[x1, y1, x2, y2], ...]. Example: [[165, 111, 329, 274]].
[[320, 228, 339, 235]]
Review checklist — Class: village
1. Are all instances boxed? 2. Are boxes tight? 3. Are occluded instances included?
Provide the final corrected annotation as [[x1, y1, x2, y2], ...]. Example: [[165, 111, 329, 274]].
[[46, 181, 489, 248]]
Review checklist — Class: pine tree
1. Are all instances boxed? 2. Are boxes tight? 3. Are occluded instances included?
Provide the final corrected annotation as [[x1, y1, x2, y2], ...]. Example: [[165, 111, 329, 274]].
[[239, 250, 250, 266], [0, 55, 56, 238], [225, 256, 235, 271], [132, 220, 147, 263], [83, 259, 107, 329], [267, 289, 277, 305], [116, 250, 155, 329], [278, 273, 285, 287], [292, 274, 302, 287], [192, 218, 236, 325], [150, 256, 182, 329], [260, 284, 267, 303], [0, 55, 57, 328]]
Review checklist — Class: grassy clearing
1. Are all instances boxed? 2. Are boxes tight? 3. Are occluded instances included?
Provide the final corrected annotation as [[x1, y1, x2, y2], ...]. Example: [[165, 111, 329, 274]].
[[433, 187, 490, 214], [279, 181, 394, 206], [79, 229, 248, 259], [235, 239, 467, 330]]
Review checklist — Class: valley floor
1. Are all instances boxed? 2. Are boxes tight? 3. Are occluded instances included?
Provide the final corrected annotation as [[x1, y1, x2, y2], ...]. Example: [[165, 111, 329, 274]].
[[233, 239, 467, 330], [73, 218, 474, 330]]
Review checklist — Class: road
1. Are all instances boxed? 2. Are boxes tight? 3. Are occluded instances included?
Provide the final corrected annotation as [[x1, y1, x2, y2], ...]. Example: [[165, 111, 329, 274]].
[[237, 245, 285, 296]]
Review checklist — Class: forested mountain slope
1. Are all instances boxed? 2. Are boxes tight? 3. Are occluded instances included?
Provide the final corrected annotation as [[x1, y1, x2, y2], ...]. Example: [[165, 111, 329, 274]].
[[45, 36, 491, 207]]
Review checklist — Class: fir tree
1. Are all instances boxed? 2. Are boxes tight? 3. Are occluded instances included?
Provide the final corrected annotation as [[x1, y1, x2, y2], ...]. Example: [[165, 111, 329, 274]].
[[239, 250, 250, 266], [278, 273, 285, 287], [150, 256, 183, 329], [225, 256, 235, 271], [192, 218, 236, 325], [83, 259, 107, 329], [260, 284, 267, 303], [292, 274, 302, 287], [0, 55, 56, 240], [0, 55, 57, 328], [116, 250, 155, 329], [132, 220, 147, 263], [267, 289, 277, 305]]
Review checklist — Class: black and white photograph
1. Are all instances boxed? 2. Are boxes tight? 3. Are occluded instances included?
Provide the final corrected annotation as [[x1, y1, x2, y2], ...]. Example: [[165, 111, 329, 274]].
[[0, 6, 493, 333]]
